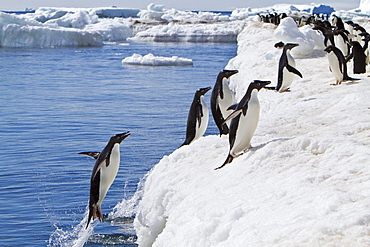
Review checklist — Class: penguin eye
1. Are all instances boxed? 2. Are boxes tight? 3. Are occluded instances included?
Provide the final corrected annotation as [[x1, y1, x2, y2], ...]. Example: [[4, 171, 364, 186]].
[[257, 83, 260, 87]]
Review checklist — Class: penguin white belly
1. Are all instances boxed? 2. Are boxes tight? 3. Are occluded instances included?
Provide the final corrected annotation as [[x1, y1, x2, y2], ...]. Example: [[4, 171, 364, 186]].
[[279, 52, 295, 92], [334, 35, 348, 57], [98, 144, 120, 205], [218, 78, 235, 126], [327, 52, 343, 83], [231, 91, 260, 156], [194, 96, 209, 141], [280, 67, 294, 92]]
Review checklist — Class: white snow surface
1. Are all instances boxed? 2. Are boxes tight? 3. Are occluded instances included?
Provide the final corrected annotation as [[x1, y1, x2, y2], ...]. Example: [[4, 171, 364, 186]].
[[133, 21, 370, 246], [122, 53, 193, 66]]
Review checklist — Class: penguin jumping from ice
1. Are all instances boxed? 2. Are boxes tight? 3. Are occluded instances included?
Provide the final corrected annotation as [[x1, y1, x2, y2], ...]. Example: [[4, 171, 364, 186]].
[[210, 70, 239, 136], [266, 42, 302, 92], [79, 131, 130, 228], [215, 80, 271, 170], [182, 87, 211, 146]]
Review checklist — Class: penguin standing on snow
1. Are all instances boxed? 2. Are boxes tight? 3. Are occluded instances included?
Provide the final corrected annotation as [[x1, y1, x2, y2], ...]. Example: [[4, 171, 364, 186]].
[[210, 70, 239, 136], [182, 87, 211, 146], [79, 132, 130, 228], [346, 41, 367, 74], [324, 45, 358, 85], [215, 80, 271, 170], [267, 43, 302, 92]]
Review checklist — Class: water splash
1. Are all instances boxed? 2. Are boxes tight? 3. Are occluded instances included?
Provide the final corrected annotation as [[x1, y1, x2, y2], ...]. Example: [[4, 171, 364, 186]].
[[48, 207, 97, 247], [48, 176, 147, 247], [108, 174, 147, 220]]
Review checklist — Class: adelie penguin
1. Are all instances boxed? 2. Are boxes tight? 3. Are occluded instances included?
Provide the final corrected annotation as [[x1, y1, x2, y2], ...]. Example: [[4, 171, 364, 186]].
[[346, 41, 367, 74], [266, 43, 302, 92], [79, 131, 130, 229], [182, 87, 211, 146], [324, 45, 359, 85], [210, 70, 239, 136], [215, 80, 271, 170]]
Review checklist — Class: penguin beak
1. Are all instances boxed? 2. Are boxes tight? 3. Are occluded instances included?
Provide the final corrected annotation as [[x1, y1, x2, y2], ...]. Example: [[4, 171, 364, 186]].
[[260, 81, 271, 88], [113, 131, 130, 143], [229, 70, 239, 77], [290, 43, 299, 48], [203, 86, 212, 93], [253, 80, 271, 90]]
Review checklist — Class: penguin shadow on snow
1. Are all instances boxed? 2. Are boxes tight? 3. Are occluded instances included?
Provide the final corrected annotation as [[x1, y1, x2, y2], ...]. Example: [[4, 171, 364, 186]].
[[216, 137, 293, 170]]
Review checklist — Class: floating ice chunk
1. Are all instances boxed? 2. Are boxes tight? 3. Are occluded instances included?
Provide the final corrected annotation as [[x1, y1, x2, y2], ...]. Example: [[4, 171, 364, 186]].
[[122, 53, 193, 66]]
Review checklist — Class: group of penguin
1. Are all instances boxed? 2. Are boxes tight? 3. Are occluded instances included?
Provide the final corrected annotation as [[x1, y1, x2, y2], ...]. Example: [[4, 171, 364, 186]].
[[181, 42, 300, 171], [314, 15, 369, 84], [78, 14, 368, 229]]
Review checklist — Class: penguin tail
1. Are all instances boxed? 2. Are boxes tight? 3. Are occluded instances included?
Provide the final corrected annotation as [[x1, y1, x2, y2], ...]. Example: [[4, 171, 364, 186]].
[[219, 124, 229, 136], [264, 86, 277, 91], [86, 204, 103, 229], [215, 154, 234, 170], [343, 75, 360, 81]]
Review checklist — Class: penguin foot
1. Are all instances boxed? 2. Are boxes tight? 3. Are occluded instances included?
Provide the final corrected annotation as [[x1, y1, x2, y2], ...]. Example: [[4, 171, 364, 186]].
[[280, 88, 291, 92], [215, 154, 234, 170]]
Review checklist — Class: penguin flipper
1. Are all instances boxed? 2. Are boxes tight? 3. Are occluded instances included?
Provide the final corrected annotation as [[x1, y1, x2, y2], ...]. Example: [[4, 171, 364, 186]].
[[78, 152, 101, 159], [227, 104, 238, 111], [223, 109, 242, 125], [196, 103, 203, 128], [286, 64, 303, 78], [215, 154, 234, 170]]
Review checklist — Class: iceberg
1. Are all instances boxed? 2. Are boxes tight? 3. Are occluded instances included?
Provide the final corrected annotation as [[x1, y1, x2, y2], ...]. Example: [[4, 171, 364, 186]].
[[134, 20, 370, 247], [129, 21, 244, 43], [121, 53, 193, 66], [94, 7, 140, 18], [0, 13, 103, 48]]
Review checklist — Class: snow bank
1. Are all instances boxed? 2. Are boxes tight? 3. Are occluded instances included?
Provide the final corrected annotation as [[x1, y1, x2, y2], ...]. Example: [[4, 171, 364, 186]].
[[121, 53, 193, 66], [274, 17, 324, 56], [129, 21, 245, 43], [134, 20, 370, 246]]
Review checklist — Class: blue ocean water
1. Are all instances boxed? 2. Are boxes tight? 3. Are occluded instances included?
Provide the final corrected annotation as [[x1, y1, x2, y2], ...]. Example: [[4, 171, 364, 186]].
[[0, 41, 237, 246]]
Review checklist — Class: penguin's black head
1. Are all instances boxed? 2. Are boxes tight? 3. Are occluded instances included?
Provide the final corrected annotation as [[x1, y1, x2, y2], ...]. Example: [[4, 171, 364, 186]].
[[285, 43, 299, 50], [350, 41, 361, 47], [324, 45, 334, 53], [274, 41, 284, 49], [196, 86, 212, 96], [250, 80, 271, 91], [220, 69, 238, 79], [110, 131, 130, 144]]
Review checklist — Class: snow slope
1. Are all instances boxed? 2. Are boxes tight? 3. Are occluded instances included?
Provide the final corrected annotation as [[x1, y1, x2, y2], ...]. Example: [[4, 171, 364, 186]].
[[134, 21, 370, 246]]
